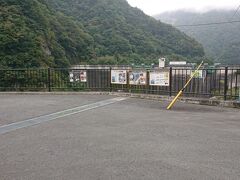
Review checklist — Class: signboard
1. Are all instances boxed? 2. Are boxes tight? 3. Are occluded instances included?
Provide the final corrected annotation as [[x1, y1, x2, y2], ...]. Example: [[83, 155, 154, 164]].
[[69, 72, 74, 82], [169, 61, 187, 65], [69, 70, 87, 82], [80, 71, 87, 82], [129, 71, 147, 85], [191, 70, 203, 78], [111, 70, 127, 84], [150, 71, 169, 86], [159, 58, 165, 68]]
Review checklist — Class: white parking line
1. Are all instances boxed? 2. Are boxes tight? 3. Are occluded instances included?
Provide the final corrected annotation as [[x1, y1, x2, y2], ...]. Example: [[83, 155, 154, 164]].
[[0, 97, 127, 135]]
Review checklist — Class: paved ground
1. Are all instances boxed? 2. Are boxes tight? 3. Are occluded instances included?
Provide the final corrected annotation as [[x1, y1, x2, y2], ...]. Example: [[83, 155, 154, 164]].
[[0, 94, 240, 180]]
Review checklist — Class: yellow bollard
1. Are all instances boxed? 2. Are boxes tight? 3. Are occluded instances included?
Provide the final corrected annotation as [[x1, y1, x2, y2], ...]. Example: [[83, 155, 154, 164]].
[[167, 90, 183, 110], [167, 61, 204, 110]]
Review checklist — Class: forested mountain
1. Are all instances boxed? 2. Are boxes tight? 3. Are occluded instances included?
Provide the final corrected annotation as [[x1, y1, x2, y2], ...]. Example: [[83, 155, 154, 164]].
[[0, 0, 205, 68], [0, 0, 93, 68], [155, 10, 240, 64]]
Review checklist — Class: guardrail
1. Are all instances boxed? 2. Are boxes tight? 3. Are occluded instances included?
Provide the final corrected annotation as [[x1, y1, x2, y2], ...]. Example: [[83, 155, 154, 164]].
[[0, 67, 239, 100]]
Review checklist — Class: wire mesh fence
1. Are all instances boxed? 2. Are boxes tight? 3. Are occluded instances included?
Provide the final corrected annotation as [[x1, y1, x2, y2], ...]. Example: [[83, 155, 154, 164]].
[[0, 67, 239, 100]]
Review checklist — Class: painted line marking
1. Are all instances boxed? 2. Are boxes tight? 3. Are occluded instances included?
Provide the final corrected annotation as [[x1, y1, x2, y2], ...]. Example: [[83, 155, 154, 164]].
[[0, 97, 127, 135]]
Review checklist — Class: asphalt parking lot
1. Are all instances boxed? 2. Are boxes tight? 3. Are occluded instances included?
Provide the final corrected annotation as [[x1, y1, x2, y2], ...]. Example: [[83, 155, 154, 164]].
[[0, 94, 240, 180]]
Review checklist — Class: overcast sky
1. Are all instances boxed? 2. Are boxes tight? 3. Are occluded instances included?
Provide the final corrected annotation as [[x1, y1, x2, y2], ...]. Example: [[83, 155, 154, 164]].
[[126, 0, 239, 15]]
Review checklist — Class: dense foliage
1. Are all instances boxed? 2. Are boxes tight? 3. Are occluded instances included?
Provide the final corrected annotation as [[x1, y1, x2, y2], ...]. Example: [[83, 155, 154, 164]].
[[0, 0, 205, 68], [0, 0, 93, 68], [156, 10, 240, 64]]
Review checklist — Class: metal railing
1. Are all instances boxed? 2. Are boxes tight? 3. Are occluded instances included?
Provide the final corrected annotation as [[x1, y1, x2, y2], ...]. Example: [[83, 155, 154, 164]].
[[0, 67, 239, 100]]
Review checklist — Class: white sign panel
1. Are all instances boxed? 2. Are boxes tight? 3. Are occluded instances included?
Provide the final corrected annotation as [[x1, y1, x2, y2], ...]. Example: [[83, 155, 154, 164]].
[[111, 70, 127, 84], [69, 72, 74, 82], [159, 58, 165, 68], [150, 71, 169, 86], [69, 70, 87, 82], [129, 71, 147, 85], [80, 71, 87, 82], [191, 70, 203, 78], [169, 61, 187, 65]]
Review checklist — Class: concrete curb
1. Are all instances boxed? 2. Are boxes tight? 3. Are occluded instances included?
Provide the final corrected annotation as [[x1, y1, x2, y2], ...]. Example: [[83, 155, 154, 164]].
[[0, 91, 239, 109]]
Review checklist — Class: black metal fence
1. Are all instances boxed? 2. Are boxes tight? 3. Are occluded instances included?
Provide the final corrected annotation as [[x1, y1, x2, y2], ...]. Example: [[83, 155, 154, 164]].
[[0, 67, 239, 100]]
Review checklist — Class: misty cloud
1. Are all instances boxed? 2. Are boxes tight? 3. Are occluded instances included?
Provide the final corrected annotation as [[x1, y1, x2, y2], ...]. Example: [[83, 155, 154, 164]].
[[127, 0, 239, 15]]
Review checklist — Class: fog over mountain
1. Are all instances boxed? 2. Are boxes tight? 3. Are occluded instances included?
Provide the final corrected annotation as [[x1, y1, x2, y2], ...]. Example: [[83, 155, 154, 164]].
[[127, 0, 239, 15], [155, 9, 240, 64]]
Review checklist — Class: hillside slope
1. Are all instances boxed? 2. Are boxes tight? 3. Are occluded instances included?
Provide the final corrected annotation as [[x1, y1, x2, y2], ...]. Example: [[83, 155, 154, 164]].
[[43, 0, 205, 64], [156, 10, 240, 64], [0, 0, 93, 68], [0, 0, 205, 68]]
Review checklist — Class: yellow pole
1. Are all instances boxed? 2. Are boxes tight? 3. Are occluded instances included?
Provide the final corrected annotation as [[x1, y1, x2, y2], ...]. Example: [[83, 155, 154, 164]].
[[167, 61, 204, 110]]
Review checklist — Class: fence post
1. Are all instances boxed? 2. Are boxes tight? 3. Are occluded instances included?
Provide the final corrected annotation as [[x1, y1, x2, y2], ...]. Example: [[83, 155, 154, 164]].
[[145, 71, 150, 94], [48, 68, 51, 92], [224, 66, 228, 101], [109, 67, 112, 92], [169, 67, 172, 97]]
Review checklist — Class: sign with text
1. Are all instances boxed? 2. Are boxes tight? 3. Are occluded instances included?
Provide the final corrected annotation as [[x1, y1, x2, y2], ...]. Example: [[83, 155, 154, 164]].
[[150, 71, 169, 86], [129, 71, 147, 85], [111, 70, 127, 84]]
